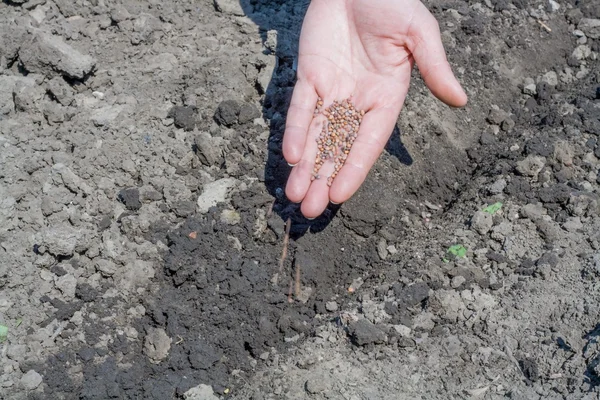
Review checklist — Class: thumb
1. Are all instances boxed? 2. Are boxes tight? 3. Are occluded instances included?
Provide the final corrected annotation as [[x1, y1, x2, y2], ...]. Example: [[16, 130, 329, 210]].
[[407, 5, 467, 107]]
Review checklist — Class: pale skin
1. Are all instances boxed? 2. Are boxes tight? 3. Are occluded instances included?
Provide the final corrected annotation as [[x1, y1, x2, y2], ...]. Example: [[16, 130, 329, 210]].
[[282, 0, 468, 219]]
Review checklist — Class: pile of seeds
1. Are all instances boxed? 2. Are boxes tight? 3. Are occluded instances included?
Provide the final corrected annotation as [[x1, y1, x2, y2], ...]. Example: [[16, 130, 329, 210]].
[[312, 96, 365, 186]]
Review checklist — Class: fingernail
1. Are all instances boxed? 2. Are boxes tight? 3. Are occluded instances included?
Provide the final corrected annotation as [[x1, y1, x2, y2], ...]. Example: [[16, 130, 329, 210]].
[[287, 163, 297, 167], [330, 201, 340, 205], [306, 217, 315, 220]]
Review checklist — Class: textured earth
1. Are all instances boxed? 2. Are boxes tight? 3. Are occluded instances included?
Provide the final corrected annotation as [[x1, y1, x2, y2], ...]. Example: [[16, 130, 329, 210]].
[[1, 0, 599, 399]]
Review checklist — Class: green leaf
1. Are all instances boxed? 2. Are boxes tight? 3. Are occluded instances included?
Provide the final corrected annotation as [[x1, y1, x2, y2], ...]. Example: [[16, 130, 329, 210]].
[[15, 319, 22, 328], [0, 325, 7, 342], [482, 202, 503, 215], [447, 244, 467, 258]]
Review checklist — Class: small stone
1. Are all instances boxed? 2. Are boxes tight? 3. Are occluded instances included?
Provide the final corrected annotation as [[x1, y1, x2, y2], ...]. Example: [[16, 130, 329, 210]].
[[167, 105, 197, 131], [489, 178, 507, 194], [194, 132, 224, 167], [220, 209, 241, 225], [395, 282, 430, 306], [174, 201, 196, 218], [563, 217, 583, 232], [144, 328, 172, 363], [548, 0, 560, 12], [19, 32, 96, 79], [377, 238, 388, 260], [41, 225, 89, 256], [516, 155, 546, 178], [471, 211, 493, 235], [349, 319, 386, 346], [520, 203, 546, 220], [238, 103, 260, 124], [214, 100, 241, 127], [118, 188, 142, 211], [392, 324, 411, 337], [46, 76, 74, 106], [523, 82, 537, 95], [110, 4, 131, 23], [305, 377, 329, 394], [213, 0, 245, 16], [578, 18, 600, 39], [486, 105, 507, 125], [572, 45, 591, 61], [90, 105, 125, 126], [541, 71, 558, 86], [20, 370, 42, 390], [197, 178, 240, 214], [78, 347, 96, 362], [183, 384, 219, 400], [52, 163, 93, 196], [553, 141, 574, 166], [451, 275, 466, 289], [325, 301, 338, 312], [55, 274, 77, 299], [96, 259, 118, 276]]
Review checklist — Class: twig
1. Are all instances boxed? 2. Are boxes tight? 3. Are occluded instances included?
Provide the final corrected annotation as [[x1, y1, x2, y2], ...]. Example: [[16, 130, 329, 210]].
[[278, 218, 292, 276], [266, 199, 276, 219], [294, 261, 301, 297], [537, 20, 552, 32], [287, 278, 294, 303]]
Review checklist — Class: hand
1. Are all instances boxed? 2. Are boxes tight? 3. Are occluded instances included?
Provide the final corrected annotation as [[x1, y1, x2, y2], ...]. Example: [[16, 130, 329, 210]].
[[282, 0, 467, 219]]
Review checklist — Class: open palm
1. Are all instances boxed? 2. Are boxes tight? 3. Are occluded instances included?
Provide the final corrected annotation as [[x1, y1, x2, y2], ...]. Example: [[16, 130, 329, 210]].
[[283, 0, 467, 219]]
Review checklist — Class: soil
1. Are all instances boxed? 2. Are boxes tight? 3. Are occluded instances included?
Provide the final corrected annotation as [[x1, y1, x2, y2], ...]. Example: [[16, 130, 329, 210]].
[[1, 0, 599, 399]]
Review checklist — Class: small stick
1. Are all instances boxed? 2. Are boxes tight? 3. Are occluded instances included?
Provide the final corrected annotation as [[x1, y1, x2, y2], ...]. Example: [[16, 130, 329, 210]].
[[278, 218, 292, 276], [537, 20, 551, 32], [266, 199, 276, 219], [287, 278, 294, 303], [294, 261, 301, 297]]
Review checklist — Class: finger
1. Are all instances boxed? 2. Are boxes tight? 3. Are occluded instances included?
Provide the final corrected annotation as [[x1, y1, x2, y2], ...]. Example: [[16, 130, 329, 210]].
[[300, 170, 332, 219], [329, 105, 401, 204], [282, 80, 319, 165], [407, 6, 468, 108], [285, 116, 326, 203]]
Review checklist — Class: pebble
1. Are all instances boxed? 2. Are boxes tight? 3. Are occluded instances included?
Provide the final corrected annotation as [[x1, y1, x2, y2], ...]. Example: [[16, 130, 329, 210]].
[[392, 324, 411, 337], [395, 282, 430, 306], [516, 155, 546, 178], [305, 377, 329, 394], [541, 71, 558, 86], [520, 203, 547, 220], [572, 45, 591, 61], [377, 238, 389, 260], [96, 259, 118, 276], [143, 327, 172, 363], [213, 0, 245, 16], [563, 217, 583, 232], [55, 273, 77, 299], [90, 105, 125, 126], [349, 319, 386, 346], [578, 18, 600, 39], [220, 209, 241, 225], [19, 32, 96, 79], [194, 132, 224, 167], [523, 81, 537, 95], [451, 275, 467, 289], [214, 100, 240, 127], [471, 211, 493, 235], [197, 178, 240, 214], [489, 178, 507, 194], [20, 370, 42, 390], [183, 384, 219, 400], [41, 224, 88, 256], [325, 301, 338, 312]]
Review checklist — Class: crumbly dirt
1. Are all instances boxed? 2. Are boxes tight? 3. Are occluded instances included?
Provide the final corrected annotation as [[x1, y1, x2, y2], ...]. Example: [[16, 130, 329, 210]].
[[1, 0, 599, 399]]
